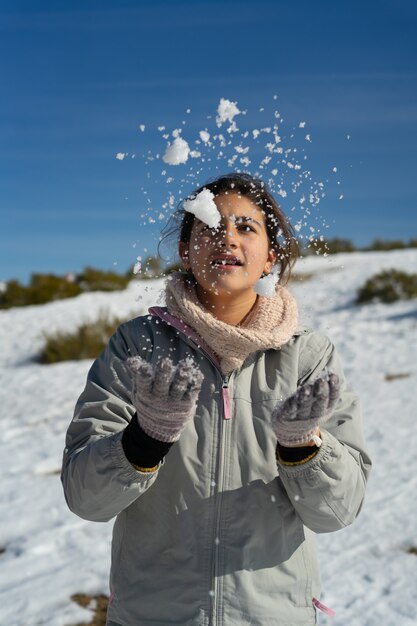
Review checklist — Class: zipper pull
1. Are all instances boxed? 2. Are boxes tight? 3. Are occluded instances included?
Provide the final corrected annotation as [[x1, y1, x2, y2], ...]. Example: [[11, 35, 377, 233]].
[[222, 376, 232, 420], [313, 598, 336, 617]]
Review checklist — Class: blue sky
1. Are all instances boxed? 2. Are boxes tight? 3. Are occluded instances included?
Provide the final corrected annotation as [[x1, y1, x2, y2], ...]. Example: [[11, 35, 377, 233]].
[[1, 0, 416, 283]]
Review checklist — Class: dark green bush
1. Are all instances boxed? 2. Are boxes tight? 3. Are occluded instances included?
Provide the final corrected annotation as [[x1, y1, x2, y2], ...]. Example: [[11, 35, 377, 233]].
[[365, 239, 406, 251], [77, 267, 130, 292], [28, 273, 82, 304], [356, 269, 417, 304], [0, 267, 131, 309], [39, 312, 131, 363], [0, 280, 30, 308], [303, 238, 356, 255], [131, 255, 166, 280], [363, 239, 417, 251], [0, 274, 82, 308]]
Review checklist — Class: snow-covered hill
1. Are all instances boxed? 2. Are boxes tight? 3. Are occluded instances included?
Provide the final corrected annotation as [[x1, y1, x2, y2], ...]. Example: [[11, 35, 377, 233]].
[[1, 249, 416, 626]]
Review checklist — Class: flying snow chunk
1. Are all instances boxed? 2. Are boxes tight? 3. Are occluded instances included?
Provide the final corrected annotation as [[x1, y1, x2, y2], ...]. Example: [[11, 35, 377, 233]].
[[162, 137, 190, 165], [199, 130, 211, 143], [254, 273, 277, 297], [139, 124, 145, 132], [299, 121, 306, 128], [116, 152, 126, 160], [216, 98, 241, 127], [183, 189, 221, 229]]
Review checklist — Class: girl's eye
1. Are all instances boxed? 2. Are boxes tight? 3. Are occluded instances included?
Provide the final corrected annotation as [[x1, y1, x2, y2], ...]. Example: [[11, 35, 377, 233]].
[[238, 225, 256, 233]]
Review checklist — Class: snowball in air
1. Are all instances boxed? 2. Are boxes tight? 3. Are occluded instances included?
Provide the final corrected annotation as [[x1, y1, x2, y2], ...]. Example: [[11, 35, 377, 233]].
[[162, 137, 190, 165], [116, 152, 126, 160], [216, 98, 241, 127], [183, 189, 221, 229], [254, 273, 277, 297], [199, 130, 211, 143]]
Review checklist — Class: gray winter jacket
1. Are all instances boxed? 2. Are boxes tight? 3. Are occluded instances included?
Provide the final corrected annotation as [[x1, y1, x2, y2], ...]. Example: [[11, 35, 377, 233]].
[[62, 307, 371, 626]]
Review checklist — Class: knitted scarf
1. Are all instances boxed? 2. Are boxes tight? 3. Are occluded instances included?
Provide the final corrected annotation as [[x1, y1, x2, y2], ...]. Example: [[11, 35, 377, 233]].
[[164, 272, 298, 375]]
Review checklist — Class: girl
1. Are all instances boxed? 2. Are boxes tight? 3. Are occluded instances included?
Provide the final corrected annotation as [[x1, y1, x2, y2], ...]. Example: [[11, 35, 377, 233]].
[[62, 172, 371, 626]]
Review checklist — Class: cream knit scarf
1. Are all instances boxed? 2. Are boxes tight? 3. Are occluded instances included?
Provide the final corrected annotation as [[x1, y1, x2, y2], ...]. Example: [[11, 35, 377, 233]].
[[165, 272, 298, 375]]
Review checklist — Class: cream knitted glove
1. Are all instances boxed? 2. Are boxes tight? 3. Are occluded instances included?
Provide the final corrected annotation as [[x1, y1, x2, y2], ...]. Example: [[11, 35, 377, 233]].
[[271, 372, 341, 447], [127, 355, 204, 443]]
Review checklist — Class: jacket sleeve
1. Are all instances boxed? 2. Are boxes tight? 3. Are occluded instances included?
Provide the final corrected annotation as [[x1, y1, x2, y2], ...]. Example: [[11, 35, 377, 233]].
[[61, 323, 160, 523], [277, 331, 372, 533]]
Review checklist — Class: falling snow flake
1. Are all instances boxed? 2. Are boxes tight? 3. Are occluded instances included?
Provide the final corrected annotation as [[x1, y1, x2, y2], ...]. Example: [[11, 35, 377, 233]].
[[162, 137, 190, 165], [199, 130, 211, 143], [216, 98, 241, 127]]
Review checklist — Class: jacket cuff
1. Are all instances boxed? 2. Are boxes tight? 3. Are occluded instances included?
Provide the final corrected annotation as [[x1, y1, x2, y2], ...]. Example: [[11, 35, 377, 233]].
[[122, 415, 174, 468], [277, 430, 334, 475], [276, 442, 319, 466]]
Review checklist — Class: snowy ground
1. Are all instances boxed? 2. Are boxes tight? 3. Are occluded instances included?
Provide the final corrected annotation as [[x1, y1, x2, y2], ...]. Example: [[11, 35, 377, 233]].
[[1, 249, 416, 626]]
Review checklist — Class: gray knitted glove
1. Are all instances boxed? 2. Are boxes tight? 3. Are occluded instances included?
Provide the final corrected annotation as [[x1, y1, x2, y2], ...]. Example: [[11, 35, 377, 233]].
[[271, 372, 341, 447], [127, 355, 204, 443]]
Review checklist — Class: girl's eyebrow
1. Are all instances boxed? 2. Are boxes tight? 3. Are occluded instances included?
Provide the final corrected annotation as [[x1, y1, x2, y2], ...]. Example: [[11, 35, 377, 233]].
[[234, 216, 263, 227], [195, 215, 263, 230]]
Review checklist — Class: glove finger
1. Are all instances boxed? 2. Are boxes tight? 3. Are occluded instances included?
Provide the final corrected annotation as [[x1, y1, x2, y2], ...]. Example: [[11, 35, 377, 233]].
[[169, 368, 191, 400], [296, 384, 315, 420], [169, 358, 202, 400], [183, 369, 205, 402], [276, 394, 298, 421], [310, 378, 329, 419], [127, 356, 153, 394], [152, 357, 176, 396], [327, 373, 341, 411]]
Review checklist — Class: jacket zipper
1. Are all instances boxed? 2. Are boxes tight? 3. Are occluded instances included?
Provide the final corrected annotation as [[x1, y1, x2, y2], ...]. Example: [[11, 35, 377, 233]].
[[222, 375, 231, 420], [148, 309, 233, 622], [212, 374, 231, 624]]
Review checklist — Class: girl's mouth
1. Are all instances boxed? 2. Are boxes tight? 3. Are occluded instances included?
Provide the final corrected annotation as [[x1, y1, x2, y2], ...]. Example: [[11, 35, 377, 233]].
[[210, 257, 243, 268]]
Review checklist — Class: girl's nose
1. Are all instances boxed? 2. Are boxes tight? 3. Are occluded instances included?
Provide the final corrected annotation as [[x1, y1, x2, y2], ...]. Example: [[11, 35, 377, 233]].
[[218, 222, 237, 247]]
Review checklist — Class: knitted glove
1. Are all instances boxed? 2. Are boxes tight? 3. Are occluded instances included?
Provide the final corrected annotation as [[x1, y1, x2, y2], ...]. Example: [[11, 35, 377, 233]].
[[127, 355, 204, 443], [271, 372, 341, 447]]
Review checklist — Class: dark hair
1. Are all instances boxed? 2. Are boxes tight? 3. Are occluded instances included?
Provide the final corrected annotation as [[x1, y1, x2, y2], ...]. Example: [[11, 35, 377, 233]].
[[158, 172, 299, 284]]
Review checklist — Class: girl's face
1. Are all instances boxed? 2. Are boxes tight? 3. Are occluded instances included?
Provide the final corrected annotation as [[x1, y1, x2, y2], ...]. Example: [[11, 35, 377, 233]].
[[179, 193, 277, 301]]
